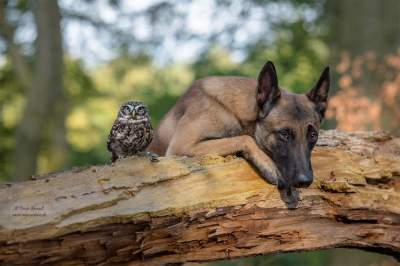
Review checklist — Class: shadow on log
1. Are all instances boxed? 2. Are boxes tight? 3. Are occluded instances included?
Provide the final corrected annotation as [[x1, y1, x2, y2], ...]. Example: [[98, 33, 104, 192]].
[[0, 130, 400, 266]]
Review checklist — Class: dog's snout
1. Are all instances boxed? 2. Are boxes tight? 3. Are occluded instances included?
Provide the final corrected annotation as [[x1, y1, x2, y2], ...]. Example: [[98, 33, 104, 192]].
[[295, 174, 313, 188]]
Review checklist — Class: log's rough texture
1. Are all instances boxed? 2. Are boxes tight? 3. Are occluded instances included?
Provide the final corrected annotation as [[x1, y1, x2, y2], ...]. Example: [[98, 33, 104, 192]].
[[0, 130, 400, 266]]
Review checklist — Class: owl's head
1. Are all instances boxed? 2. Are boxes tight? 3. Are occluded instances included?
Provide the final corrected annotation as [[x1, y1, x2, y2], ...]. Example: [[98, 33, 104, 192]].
[[118, 101, 150, 121]]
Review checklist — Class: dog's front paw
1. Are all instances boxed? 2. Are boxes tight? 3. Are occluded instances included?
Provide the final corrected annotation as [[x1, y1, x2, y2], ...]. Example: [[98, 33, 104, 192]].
[[260, 166, 292, 192], [243, 152, 282, 187], [259, 163, 281, 186]]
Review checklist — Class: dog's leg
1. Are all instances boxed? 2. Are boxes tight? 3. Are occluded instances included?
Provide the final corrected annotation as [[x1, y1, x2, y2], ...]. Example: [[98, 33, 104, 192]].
[[167, 135, 280, 185]]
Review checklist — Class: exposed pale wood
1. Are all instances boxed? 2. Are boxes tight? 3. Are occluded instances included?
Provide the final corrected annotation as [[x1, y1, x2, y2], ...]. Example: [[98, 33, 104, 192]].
[[0, 130, 399, 266]]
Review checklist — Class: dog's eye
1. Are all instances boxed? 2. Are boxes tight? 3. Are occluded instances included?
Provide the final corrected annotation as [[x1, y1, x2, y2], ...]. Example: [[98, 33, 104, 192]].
[[308, 127, 318, 143], [278, 129, 291, 142]]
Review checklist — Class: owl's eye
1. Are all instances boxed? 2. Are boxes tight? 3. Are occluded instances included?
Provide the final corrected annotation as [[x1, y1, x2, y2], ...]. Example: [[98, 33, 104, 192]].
[[123, 107, 131, 114]]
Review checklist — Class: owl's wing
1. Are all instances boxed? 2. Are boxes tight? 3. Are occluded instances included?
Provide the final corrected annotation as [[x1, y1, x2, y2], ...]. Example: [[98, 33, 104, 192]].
[[147, 123, 154, 145], [107, 120, 123, 152]]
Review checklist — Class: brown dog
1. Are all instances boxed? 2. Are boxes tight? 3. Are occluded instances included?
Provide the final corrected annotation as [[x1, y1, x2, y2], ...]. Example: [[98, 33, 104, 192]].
[[148, 61, 329, 189]]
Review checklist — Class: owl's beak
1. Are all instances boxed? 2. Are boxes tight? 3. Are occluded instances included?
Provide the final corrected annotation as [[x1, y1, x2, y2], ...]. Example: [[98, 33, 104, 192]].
[[131, 112, 136, 119]]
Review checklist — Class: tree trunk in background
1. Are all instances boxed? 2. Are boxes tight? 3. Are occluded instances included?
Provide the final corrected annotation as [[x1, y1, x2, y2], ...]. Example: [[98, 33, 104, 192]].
[[327, 0, 400, 133], [13, 0, 65, 180], [47, 100, 68, 175]]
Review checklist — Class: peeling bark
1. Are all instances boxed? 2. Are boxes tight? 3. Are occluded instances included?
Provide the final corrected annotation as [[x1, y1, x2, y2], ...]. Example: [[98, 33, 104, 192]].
[[0, 130, 399, 266]]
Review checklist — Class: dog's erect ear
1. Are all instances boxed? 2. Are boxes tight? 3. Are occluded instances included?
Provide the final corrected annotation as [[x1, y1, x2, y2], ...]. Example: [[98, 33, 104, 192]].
[[307, 67, 330, 120], [257, 61, 281, 118]]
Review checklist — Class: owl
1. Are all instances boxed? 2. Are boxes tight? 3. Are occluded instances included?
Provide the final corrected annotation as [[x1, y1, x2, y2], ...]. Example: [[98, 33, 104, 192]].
[[107, 101, 157, 162]]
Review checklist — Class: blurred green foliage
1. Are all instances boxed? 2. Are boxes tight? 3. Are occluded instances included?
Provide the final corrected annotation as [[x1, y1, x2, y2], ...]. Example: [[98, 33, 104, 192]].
[[0, 61, 21, 178]]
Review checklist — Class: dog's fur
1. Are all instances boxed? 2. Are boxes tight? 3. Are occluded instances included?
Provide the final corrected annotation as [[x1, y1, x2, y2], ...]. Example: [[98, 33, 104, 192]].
[[148, 61, 329, 189]]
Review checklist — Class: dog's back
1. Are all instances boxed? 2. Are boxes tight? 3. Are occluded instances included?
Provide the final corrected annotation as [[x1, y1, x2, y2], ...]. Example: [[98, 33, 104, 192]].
[[148, 76, 259, 155]]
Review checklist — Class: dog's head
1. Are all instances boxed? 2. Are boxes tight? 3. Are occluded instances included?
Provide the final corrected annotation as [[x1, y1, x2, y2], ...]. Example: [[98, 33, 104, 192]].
[[254, 61, 330, 189]]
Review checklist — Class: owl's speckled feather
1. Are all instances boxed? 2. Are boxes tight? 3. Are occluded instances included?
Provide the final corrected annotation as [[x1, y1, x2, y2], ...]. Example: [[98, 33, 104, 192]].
[[107, 101, 153, 162]]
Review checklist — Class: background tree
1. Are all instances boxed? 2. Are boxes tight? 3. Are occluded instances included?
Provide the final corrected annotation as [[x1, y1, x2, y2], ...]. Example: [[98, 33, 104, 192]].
[[0, 0, 65, 180], [326, 0, 400, 133]]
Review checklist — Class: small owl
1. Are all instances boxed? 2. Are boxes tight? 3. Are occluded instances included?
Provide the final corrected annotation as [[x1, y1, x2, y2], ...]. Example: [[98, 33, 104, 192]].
[[107, 101, 156, 162]]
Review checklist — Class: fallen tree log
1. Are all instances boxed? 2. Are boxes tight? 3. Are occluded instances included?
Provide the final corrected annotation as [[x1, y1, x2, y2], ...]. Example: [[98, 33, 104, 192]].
[[0, 130, 399, 266]]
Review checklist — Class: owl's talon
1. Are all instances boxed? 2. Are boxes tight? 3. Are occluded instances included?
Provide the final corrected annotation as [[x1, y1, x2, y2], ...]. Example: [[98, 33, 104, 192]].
[[150, 154, 160, 162], [137, 151, 159, 162]]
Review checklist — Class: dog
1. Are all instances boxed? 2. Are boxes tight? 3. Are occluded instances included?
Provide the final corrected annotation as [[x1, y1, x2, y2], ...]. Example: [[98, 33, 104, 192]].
[[148, 61, 329, 189]]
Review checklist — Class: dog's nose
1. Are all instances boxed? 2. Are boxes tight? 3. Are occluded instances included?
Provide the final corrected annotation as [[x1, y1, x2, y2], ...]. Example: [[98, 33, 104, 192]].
[[295, 174, 313, 188]]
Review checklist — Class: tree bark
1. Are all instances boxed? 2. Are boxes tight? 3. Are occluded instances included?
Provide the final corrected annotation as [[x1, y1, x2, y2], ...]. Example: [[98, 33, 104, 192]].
[[0, 130, 399, 266]]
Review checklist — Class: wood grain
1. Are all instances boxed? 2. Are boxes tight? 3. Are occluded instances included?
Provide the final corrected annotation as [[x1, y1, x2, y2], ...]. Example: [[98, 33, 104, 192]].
[[0, 130, 399, 265]]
